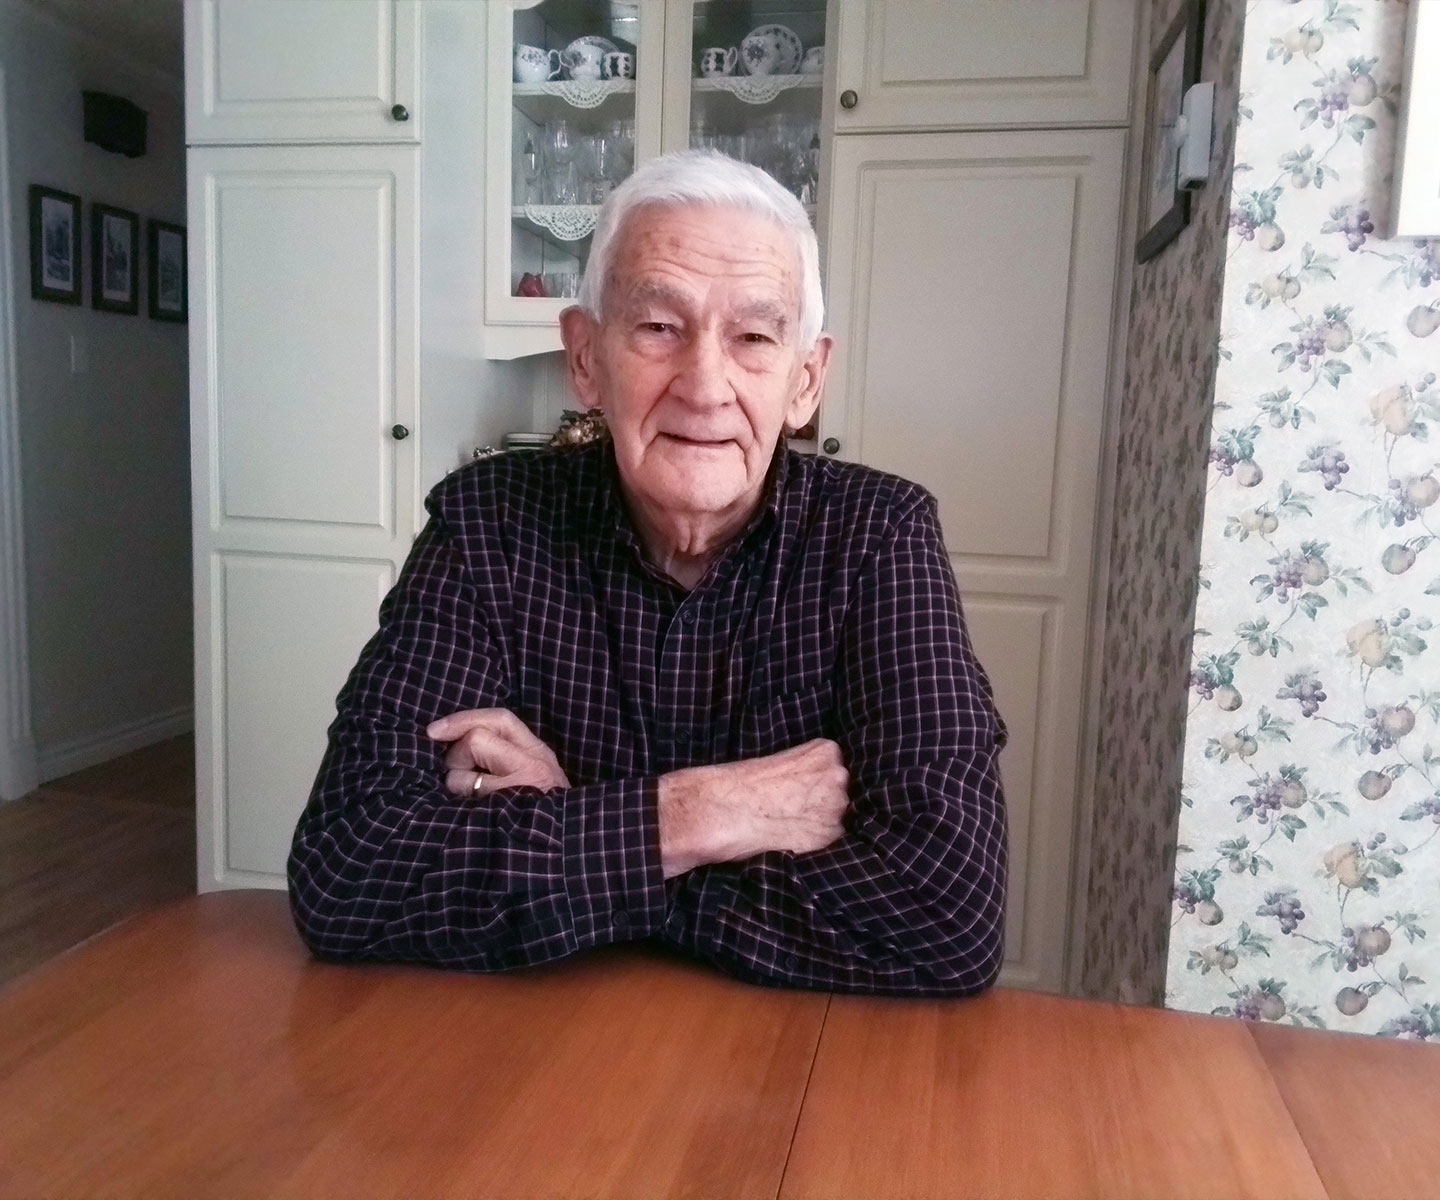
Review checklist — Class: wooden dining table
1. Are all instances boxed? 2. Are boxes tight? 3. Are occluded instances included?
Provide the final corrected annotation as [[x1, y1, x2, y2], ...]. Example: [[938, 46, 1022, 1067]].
[[2, 891, 1437, 1199]]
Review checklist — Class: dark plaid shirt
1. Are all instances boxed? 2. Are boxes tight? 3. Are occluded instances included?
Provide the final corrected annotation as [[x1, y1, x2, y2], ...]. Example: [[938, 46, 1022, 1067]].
[[288, 441, 1008, 995]]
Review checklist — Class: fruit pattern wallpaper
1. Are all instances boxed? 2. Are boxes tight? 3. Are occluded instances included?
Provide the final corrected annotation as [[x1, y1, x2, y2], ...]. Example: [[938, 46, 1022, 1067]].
[[1083, 0, 1244, 1005], [1168, 0, 1440, 1036]]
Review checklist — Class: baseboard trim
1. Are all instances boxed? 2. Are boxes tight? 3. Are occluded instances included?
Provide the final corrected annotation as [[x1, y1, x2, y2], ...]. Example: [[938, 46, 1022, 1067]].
[[0, 735, 38, 801], [37, 706, 194, 783]]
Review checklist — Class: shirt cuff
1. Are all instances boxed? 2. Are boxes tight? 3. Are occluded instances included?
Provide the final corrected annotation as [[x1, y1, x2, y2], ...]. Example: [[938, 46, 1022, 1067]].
[[562, 777, 667, 948]]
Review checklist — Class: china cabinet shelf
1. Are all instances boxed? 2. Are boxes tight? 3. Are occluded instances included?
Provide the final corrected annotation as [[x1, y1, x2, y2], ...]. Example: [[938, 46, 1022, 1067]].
[[689, 73, 823, 132], [512, 79, 637, 124], [692, 73, 820, 102], [512, 205, 601, 255]]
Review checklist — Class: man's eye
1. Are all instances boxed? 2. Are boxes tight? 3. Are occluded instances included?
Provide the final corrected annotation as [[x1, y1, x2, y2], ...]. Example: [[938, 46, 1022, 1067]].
[[740, 332, 775, 345], [640, 322, 673, 335]]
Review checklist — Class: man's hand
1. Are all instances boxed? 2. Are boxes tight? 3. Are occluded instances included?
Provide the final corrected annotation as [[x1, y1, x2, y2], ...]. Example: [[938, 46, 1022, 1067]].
[[657, 739, 850, 879], [427, 709, 572, 796]]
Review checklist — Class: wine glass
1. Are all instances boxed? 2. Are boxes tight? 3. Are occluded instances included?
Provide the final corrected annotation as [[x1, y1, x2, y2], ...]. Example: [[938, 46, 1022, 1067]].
[[544, 119, 578, 168], [518, 135, 541, 205]]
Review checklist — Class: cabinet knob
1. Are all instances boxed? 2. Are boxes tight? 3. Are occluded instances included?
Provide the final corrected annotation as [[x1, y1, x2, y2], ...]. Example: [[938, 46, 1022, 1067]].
[[391, 103, 410, 121], [391, 424, 410, 440], [822, 437, 841, 455], [839, 90, 858, 110]]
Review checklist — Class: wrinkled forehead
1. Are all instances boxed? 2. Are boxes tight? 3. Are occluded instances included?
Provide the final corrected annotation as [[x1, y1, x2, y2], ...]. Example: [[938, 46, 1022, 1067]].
[[604, 201, 803, 318]]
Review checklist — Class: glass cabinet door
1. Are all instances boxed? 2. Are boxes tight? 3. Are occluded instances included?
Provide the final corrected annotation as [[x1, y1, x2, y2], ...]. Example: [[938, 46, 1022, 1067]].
[[680, 1, 828, 219], [485, 0, 663, 342]]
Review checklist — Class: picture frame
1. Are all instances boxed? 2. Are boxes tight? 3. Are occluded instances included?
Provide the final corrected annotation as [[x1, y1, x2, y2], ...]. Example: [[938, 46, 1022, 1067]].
[[1136, 0, 1204, 263], [1391, 0, 1440, 236], [91, 203, 140, 315], [28, 185, 82, 305], [147, 219, 188, 323]]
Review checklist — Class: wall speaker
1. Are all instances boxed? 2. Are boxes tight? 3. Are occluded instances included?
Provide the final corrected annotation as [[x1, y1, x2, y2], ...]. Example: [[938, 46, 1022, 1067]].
[[82, 91, 147, 159]]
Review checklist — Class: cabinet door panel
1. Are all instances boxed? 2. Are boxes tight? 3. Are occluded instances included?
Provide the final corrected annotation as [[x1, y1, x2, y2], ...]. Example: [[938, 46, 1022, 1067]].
[[855, 168, 1077, 559], [962, 600, 1048, 970], [822, 129, 1126, 991], [185, 0, 419, 143], [213, 170, 394, 530], [219, 555, 393, 877], [832, 0, 1135, 130], [193, 145, 418, 540]]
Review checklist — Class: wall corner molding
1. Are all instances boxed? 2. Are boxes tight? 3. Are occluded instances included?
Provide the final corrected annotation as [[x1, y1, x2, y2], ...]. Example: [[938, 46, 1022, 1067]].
[[0, 65, 39, 802]]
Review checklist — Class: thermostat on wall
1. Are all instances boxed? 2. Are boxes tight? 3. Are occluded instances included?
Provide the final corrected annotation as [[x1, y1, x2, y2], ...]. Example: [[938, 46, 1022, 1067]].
[[1175, 82, 1215, 190]]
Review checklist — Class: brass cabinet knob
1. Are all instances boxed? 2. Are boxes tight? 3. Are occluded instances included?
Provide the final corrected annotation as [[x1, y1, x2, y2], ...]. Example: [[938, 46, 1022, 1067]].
[[839, 90, 858, 109], [822, 437, 841, 455], [391, 424, 410, 440], [391, 104, 410, 121]]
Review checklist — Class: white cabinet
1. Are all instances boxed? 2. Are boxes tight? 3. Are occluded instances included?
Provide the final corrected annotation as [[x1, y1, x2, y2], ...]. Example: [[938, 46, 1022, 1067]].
[[831, 0, 1136, 131], [188, 144, 420, 889], [184, 0, 421, 144], [820, 128, 1126, 992]]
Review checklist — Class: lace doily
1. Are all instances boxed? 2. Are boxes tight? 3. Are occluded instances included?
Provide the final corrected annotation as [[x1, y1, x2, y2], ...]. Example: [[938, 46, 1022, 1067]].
[[516, 205, 600, 241], [696, 74, 813, 105], [514, 79, 634, 109]]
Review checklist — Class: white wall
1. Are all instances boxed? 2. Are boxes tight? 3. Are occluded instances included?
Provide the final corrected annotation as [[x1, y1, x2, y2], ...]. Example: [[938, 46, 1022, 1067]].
[[0, 0, 191, 780]]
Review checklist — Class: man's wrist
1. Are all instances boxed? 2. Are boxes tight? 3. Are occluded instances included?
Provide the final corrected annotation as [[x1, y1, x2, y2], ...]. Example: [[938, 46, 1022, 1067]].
[[657, 770, 706, 879]]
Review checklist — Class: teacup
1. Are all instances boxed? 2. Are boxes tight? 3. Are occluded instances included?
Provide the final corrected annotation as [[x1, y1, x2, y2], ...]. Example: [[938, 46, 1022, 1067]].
[[602, 50, 634, 80], [800, 46, 824, 75], [514, 43, 563, 84], [699, 46, 738, 77], [564, 37, 609, 80]]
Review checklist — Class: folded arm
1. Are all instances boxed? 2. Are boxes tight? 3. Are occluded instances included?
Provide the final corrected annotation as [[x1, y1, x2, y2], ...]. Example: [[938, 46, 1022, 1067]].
[[654, 494, 1009, 995], [287, 511, 672, 970]]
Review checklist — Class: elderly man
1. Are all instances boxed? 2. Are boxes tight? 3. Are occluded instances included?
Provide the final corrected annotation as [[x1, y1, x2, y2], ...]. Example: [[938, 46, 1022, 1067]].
[[288, 151, 1007, 995]]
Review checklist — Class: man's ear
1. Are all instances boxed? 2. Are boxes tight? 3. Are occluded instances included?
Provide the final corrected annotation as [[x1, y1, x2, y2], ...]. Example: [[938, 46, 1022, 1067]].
[[560, 305, 604, 411], [785, 332, 834, 432]]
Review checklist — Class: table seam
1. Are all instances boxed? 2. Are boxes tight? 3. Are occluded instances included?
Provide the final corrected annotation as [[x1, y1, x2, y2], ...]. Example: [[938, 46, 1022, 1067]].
[[1244, 1022, 1339, 1200], [775, 991, 832, 1200]]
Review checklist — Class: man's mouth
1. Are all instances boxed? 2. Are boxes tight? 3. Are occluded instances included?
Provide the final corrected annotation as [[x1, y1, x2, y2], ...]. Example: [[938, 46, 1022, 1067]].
[[662, 433, 733, 447]]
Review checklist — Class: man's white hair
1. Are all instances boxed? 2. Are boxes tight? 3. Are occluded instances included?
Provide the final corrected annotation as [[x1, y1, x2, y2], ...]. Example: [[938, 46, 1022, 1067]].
[[577, 149, 824, 349]]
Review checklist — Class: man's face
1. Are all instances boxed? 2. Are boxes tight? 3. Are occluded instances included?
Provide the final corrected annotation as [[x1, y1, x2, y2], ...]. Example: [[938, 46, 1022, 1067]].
[[562, 204, 831, 526]]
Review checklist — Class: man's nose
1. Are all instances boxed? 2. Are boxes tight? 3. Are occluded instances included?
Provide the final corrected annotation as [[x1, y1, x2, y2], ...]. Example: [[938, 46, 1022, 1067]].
[[671, 330, 733, 408]]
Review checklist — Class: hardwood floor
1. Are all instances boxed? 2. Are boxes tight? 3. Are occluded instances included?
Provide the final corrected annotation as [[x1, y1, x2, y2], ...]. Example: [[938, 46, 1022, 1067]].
[[0, 735, 196, 988]]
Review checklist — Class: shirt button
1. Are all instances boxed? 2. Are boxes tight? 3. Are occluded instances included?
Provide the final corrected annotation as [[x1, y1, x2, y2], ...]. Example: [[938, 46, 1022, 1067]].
[[672, 728, 691, 746], [785, 954, 800, 972], [612, 909, 629, 928], [681, 609, 697, 625]]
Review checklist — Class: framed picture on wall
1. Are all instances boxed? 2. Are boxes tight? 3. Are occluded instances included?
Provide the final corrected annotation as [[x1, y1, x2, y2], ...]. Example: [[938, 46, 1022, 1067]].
[[91, 203, 140, 315], [28, 185, 82, 304], [147, 220, 188, 323], [1136, 0, 1204, 262]]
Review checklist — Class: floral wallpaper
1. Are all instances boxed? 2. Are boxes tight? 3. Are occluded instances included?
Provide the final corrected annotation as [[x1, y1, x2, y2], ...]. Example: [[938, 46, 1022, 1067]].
[[1083, 0, 1245, 1005], [1168, 0, 1440, 1038]]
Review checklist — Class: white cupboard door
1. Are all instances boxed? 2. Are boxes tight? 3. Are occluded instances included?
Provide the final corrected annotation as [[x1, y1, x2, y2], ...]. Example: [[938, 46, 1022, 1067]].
[[831, 0, 1136, 131], [189, 144, 420, 890], [184, 0, 420, 144], [821, 129, 1126, 992]]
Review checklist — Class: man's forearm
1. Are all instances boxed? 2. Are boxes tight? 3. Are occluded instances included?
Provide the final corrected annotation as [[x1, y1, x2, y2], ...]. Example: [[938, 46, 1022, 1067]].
[[656, 752, 1008, 996], [657, 739, 851, 878], [289, 731, 669, 970]]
